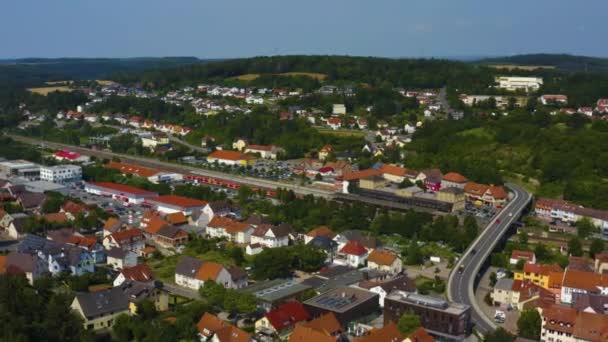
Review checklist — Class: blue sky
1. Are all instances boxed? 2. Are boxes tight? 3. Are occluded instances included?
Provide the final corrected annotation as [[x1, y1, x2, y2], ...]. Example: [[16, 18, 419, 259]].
[[1, 0, 606, 58]]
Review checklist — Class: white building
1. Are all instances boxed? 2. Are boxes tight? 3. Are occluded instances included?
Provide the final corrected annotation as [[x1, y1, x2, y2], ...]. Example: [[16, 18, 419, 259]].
[[250, 224, 291, 248], [40, 165, 82, 184], [333, 104, 346, 115], [495, 76, 543, 92]]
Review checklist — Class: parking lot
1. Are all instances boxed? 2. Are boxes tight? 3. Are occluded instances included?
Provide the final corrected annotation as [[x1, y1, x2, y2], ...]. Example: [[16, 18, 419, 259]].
[[181, 157, 297, 182], [65, 183, 147, 228]]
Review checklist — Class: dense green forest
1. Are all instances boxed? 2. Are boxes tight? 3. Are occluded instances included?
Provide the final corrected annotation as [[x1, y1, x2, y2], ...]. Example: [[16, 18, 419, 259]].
[[406, 110, 608, 208], [0, 57, 205, 86]]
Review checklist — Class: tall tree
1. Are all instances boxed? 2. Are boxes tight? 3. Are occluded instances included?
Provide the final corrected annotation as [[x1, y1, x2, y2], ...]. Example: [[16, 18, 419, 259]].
[[517, 309, 541, 341]]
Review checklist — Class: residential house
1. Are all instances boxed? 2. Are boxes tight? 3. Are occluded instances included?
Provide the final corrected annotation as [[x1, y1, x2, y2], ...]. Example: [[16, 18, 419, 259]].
[[403, 327, 435, 342], [367, 249, 403, 274], [464, 182, 508, 208], [193, 200, 240, 228], [103, 217, 123, 237], [352, 322, 403, 342], [305, 226, 337, 244], [244, 145, 283, 160], [318, 145, 333, 161], [250, 224, 292, 248], [441, 172, 468, 189], [175, 256, 248, 290], [103, 228, 145, 255], [419, 169, 443, 192], [597, 98, 608, 113], [255, 301, 310, 338], [106, 247, 138, 270], [560, 269, 608, 304], [196, 312, 252, 342], [206, 216, 253, 244], [67, 235, 105, 264], [71, 287, 130, 330], [120, 280, 169, 314], [358, 274, 416, 307], [539, 95, 568, 106], [288, 325, 337, 342], [491, 279, 556, 311], [333, 230, 379, 251], [141, 212, 189, 247], [337, 241, 368, 268], [6, 213, 29, 239], [38, 241, 95, 276], [510, 250, 536, 265], [299, 312, 343, 338], [113, 264, 154, 287], [2, 252, 41, 284]]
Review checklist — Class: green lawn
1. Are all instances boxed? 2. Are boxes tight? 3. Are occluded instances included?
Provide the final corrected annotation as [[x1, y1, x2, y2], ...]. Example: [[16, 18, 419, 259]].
[[315, 127, 366, 138]]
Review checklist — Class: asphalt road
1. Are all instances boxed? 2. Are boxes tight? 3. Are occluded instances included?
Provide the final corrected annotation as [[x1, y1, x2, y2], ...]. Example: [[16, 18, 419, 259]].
[[447, 183, 532, 335]]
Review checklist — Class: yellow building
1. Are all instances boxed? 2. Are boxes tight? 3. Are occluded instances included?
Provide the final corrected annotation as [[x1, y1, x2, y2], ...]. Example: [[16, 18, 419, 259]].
[[513, 263, 563, 289], [359, 175, 387, 190], [437, 187, 466, 212]]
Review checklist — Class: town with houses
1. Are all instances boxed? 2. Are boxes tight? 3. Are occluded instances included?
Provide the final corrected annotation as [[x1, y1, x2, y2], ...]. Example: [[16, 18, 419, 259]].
[[3, 62, 608, 342]]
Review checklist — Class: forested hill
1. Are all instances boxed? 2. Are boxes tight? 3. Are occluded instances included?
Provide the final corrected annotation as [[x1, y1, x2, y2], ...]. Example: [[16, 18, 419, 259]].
[[476, 54, 608, 73], [113, 55, 493, 91], [0, 57, 207, 86]]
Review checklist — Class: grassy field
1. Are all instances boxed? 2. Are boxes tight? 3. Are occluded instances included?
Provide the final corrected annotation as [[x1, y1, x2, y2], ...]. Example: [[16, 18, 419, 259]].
[[456, 127, 494, 140], [27, 86, 74, 95], [148, 249, 237, 284], [96, 80, 115, 85], [231, 72, 328, 81], [315, 127, 366, 138], [279, 72, 327, 80]]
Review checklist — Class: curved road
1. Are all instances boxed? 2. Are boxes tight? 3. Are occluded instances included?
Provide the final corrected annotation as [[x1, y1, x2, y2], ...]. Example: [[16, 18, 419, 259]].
[[447, 183, 532, 335]]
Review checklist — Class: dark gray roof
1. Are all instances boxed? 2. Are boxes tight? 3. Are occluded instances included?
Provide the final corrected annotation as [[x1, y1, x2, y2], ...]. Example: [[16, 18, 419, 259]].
[[120, 280, 164, 302], [10, 216, 29, 233], [337, 230, 378, 249], [359, 274, 416, 293], [106, 247, 127, 259], [18, 234, 49, 253], [75, 287, 129, 319], [243, 215, 270, 226], [6, 252, 36, 273], [17, 192, 46, 209], [572, 292, 608, 314], [307, 236, 338, 251], [156, 225, 183, 239], [209, 200, 232, 213], [175, 256, 203, 277], [243, 278, 311, 303], [227, 266, 248, 282]]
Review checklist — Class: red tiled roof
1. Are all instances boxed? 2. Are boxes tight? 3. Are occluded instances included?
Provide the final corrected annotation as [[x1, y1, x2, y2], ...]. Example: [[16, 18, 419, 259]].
[[246, 145, 273, 151], [342, 168, 383, 181], [488, 185, 507, 199], [44, 212, 68, 224], [87, 182, 157, 195], [208, 216, 251, 234], [301, 312, 342, 336], [352, 322, 403, 342], [562, 270, 608, 292], [306, 226, 336, 239], [464, 182, 489, 196], [368, 249, 398, 266], [195, 262, 224, 281], [109, 228, 143, 243], [120, 264, 154, 282], [573, 311, 608, 341], [381, 164, 407, 177], [147, 195, 208, 209], [442, 172, 468, 183], [61, 200, 88, 215], [265, 301, 310, 332], [289, 326, 336, 342], [208, 150, 255, 161], [67, 235, 98, 250], [407, 327, 434, 342], [141, 212, 170, 234], [542, 305, 577, 334], [511, 250, 535, 261], [196, 313, 226, 337], [340, 241, 368, 256], [214, 325, 251, 342], [166, 212, 188, 225]]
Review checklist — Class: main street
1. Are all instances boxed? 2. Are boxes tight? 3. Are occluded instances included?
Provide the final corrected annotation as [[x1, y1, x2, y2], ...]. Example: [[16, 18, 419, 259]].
[[10, 135, 335, 199], [447, 183, 532, 335]]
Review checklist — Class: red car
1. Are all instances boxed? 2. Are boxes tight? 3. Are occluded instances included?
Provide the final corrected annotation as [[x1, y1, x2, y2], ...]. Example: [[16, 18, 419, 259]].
[[495, 219, 501, 224]]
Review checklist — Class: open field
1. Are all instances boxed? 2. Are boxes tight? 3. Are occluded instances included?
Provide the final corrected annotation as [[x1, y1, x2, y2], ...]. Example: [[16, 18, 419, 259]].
[[487, 64, 556, 71], [231, 72, 328, 81], [315, 127, 366, 138], [96, 80, 116, 86], [27, 86, 74, 95]]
